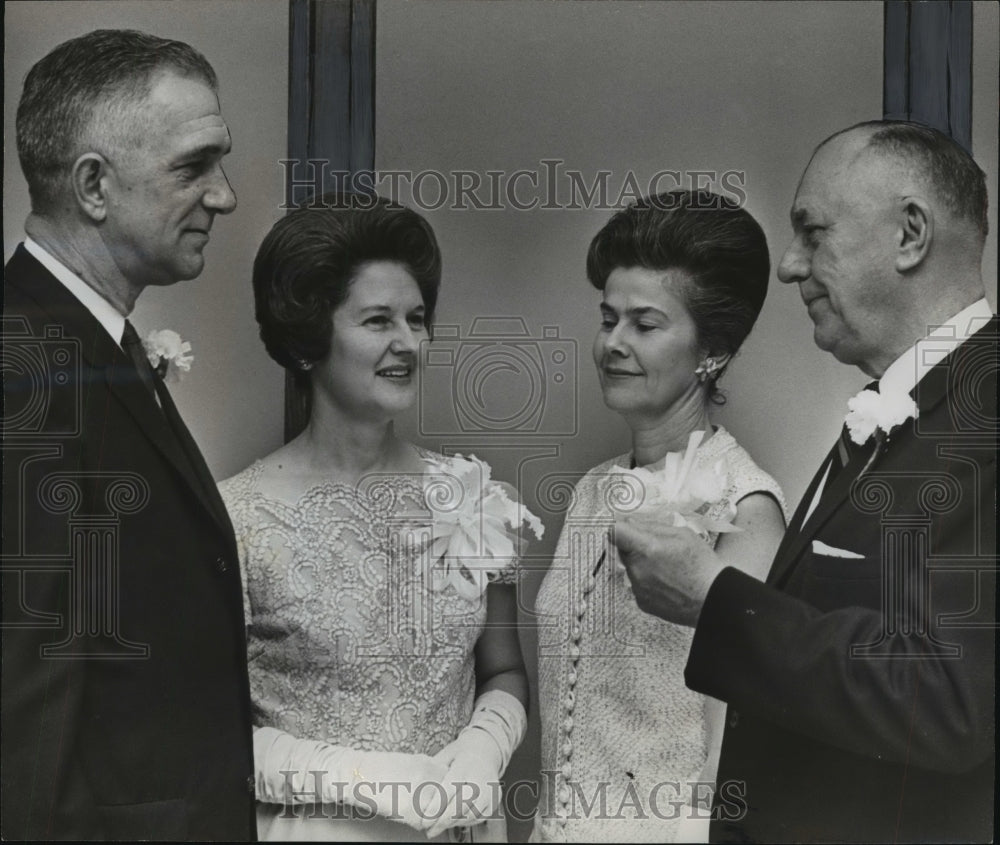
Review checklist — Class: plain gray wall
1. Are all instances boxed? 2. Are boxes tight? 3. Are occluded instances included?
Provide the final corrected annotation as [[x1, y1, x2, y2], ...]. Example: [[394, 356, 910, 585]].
[[3, 0, 288, 481]]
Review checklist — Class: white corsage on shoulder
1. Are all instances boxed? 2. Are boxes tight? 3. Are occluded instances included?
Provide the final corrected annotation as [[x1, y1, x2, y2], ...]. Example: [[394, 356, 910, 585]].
[[844, 384, 918, 445], [143, 329, 194, 383], [421, 453, 544, 600], [611, 430, 740, 543]]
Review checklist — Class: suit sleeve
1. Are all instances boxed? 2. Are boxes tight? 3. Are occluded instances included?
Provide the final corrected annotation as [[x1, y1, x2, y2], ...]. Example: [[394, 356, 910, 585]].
[[685, 451, 995, 774]]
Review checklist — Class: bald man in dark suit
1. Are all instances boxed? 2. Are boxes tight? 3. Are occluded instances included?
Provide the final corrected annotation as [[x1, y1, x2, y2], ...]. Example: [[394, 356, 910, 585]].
[[615, 121, 995, 842]]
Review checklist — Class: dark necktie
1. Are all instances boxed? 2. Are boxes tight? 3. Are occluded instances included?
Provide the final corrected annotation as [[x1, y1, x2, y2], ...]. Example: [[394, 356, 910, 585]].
[[121, 319, 159, 403], [791, 381, 882, 536], [120, 322, 221, 519]]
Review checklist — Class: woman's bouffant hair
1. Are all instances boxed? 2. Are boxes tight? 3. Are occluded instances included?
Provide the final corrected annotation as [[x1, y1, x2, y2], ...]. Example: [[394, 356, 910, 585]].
[[586, 189, 770, 404], [252, 195, 442, 384]]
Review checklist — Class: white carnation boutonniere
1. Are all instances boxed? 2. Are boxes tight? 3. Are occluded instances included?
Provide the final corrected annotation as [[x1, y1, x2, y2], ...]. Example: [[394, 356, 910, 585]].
[[844, 385, 918, 446], [421, 453, 544, 601], [611, 430, 740, 543], [143, 329, 194, 383]]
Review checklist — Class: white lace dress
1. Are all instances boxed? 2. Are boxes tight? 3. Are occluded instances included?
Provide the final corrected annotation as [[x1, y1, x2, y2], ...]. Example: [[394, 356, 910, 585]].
[[533, 427, 784, 843], [219, 450, 515, 841]]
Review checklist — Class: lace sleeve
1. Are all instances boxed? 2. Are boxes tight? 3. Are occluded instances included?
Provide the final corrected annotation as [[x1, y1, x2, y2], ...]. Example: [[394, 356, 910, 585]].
[[490, 557, 521, 585], [234, 529, 252, 627], [489, 500, 542, 585], [218, 473, 253, 630]]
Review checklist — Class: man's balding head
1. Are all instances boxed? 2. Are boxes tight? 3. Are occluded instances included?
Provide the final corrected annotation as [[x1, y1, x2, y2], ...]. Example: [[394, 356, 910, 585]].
[[813, 121, 988, 242], [778, 120, 988, 377]]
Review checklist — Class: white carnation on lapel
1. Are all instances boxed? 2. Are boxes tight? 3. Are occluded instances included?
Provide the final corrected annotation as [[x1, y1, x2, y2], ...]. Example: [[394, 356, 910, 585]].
[[420, 453, 544, 601], [845, 385, 918, 445], [143, 329, 194, 383], [611, 430, 739, 543]]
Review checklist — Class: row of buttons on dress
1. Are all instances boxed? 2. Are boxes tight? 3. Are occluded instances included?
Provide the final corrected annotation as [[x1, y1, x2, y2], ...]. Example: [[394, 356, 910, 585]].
[[551, 550, 605, 832]]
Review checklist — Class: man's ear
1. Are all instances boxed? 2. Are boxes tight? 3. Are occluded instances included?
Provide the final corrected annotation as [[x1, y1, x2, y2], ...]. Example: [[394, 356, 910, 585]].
[[896, 196, 933, 272], [70, 153, 111, 222]]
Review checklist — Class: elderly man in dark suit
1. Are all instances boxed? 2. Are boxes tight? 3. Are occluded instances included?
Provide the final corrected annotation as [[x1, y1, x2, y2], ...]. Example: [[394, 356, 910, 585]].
[[614, 121, 995, 842], [2, 29, 255, 840]]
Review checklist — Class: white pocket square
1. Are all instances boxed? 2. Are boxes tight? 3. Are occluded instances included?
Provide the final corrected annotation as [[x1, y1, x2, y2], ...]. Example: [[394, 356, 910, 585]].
[[812, 540, 864, 559]]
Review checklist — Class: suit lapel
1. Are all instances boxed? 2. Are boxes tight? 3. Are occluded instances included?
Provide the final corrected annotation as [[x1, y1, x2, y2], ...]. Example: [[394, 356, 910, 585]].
[[102, 361, 232, 536], [766, 445, 837, 585], [768, 438, 882, 588], [768, 315, 998, 589], [6, 246, 232, 538], [912, 315, 998, 419], [153, 378, 235, 536]]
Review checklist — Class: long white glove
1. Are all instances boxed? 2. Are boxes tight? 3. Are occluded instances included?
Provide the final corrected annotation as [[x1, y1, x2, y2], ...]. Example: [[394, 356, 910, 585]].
[[254, 726, 448, 832], [423, 690, 527, 838]]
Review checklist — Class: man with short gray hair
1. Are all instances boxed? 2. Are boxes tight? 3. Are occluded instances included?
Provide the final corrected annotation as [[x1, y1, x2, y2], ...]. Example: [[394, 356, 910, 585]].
[[2, 29, 255, 839]]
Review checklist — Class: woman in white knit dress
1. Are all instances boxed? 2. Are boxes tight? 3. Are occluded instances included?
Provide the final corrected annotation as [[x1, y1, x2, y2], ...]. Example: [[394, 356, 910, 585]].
[[534, 190, 787, 843]]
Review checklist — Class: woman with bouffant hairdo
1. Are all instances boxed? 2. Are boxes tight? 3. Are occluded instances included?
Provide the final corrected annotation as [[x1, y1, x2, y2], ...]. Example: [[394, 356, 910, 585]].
[[534, 190, 786, 842], [221, 196, 537, 842]]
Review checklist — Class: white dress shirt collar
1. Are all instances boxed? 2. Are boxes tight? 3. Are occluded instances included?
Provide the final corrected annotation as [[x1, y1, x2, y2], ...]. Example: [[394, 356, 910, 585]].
[[802, 298, 993, 528], [880, 298, 994, 396], [23, 236, 128, 349]]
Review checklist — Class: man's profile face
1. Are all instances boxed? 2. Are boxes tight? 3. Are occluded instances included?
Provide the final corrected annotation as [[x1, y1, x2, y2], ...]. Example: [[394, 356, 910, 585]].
[[776, 133, 899, 375], [99, 70, 236, 288]]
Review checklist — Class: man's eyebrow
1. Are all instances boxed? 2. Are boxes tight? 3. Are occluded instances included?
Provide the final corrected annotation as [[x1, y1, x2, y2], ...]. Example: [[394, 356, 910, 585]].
[[175, 138, 232, 161]]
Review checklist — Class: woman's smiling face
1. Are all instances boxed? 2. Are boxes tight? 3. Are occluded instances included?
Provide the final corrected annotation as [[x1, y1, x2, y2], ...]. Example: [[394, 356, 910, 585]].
[[312, 260, 429, 421]]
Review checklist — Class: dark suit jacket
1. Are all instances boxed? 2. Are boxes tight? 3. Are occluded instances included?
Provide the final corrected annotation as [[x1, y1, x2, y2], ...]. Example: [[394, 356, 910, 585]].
[[2, 245, 256, 840], [686, 318, 997, 843]]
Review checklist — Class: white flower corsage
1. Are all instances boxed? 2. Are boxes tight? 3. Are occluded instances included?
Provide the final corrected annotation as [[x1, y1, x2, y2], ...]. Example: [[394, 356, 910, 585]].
[[143, 329, 194, 383], [610, 430, 740, 543], [844, 385, 918, 445], [421, 454, 544, 600]]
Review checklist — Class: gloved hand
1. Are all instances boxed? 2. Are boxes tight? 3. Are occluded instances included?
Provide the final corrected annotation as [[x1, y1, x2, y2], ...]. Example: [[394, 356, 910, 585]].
[[253, 726, 449, 832], [423, 690, 527, 838]]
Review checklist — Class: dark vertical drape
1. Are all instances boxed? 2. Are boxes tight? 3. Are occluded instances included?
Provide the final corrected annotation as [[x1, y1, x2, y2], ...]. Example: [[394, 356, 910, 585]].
[[283, 0, 376, 442], [883, 0, 973, 152]]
